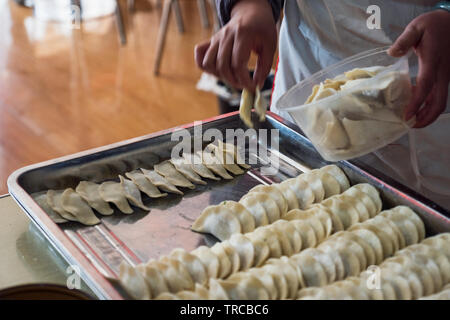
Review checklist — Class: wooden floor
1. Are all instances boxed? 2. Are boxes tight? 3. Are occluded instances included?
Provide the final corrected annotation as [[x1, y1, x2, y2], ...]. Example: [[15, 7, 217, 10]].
[[0, 0, 222, 194]]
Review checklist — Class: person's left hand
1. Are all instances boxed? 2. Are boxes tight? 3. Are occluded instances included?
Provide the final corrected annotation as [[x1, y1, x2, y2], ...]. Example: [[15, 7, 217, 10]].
[[388, 9, 450, 128]]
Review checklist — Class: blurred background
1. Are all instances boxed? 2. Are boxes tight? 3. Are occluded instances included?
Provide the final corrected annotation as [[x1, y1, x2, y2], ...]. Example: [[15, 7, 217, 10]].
[[0, 0, 274, 195]]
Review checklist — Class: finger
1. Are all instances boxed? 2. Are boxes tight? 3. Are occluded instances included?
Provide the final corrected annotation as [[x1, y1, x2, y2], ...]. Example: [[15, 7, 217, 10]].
[[388, 24, 422, 57], [194, 41, 210, 69], [414, 73, 449, 128], [253, 42, 275, 88], [231, 35, 254, 91], [217, 33, 240, 88], [202, 40, 220, 77], [404, 53, 438, 120]]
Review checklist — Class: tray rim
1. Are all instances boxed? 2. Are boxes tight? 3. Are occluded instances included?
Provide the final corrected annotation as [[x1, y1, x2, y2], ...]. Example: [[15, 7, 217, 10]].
[[7, 111, 450, 299]]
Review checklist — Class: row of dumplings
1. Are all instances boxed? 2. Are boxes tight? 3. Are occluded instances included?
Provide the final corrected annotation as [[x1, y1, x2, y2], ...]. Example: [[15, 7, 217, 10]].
[[192, 165, 357, 241], [155, 206, 425, 300], [297, 233, 450, 300], [118, 183, 382, 299], [32, 141, 250, 226]]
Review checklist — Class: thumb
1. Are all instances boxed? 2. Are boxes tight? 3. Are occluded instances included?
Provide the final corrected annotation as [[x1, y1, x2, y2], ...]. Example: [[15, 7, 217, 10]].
[[194, 41, 210, 69], [388, 24, 422, 57]]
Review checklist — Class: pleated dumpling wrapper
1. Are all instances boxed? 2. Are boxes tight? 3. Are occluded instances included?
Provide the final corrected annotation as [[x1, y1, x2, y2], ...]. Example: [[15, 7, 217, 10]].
[[239, 88, 254, 128], [154, 161, 195, 189], [76, 181, 114, 215], [169, 157, 206, 185], [119, 175, 151, 211], [140, 168, 183, 195], [125, 170, 168, 198], [99, 181, 134, 214], [254, 85, 268, 121], [32, 191, 67, 223], [191, 204, 241, 241], [199, 150, 233, 180], [46, 189, 78, 221], [61, 188, 100, 225], [217, 140, 250, 169], [204, 142, 244, 175], [182, 153, 220, 181]]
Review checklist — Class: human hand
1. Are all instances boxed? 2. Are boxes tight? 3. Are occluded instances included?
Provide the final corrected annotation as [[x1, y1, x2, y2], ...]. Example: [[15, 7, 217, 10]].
[[388, 10, 450, 128], [194, 0, 277, 92]]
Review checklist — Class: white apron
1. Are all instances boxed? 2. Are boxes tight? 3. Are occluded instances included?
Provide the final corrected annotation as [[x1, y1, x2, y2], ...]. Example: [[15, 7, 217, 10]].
[[271, 0, 450, 209]]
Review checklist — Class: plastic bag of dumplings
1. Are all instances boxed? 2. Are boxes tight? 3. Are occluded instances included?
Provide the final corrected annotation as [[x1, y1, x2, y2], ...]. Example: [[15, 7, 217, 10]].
[[277, 47, 414, 162]]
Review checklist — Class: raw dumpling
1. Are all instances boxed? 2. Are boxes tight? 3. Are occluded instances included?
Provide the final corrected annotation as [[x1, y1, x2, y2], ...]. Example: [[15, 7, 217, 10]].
[[199, 151, 233, 180], [125, 170, 168, 198], [344, 66, 384, 80], [119, 262, 151, 300], [61, 188, 100, 225], [317, 109, 350, 150], [32, 192, 67, 223], [239, 88, 254, 128], [183, 153, 220, 181], [141, 168, 183, 195], [254, 85, 268, 121], [218, 200, 256, 233], [75, 181, 114, 215], [217, 140, 250, 169], [205, 142, 245, 176], [191, 204, 241, 241], [99, 181, 134, 214], [169, 157, 206, 185], [320, 165, 350, 192], [342, 118, 406, 147], [154, 161, 195, 189], [119, 175, 150, 211], [249, 184, 288, 216], [46, 189, 78, 221]]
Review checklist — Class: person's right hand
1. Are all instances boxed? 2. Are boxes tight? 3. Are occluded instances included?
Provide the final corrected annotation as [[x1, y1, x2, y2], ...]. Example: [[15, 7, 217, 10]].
[[195, 0, 278, 92]]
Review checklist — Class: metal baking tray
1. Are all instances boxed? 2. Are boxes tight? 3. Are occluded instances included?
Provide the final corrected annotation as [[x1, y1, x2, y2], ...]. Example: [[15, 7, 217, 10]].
[[8, 111, 450, 300]]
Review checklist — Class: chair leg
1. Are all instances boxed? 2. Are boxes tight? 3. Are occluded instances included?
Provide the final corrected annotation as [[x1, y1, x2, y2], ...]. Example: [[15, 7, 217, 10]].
[[128, 0, 135, 12], [197, 0, 210, 29], [209, 0, 220, 32], [115, 0, 127, 45], [172, 0, 184, 33], [154, 0, 172, 75]]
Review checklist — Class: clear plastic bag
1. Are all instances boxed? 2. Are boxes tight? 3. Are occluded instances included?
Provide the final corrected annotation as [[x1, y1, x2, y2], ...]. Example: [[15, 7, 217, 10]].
[[277, 47, 413, 161]]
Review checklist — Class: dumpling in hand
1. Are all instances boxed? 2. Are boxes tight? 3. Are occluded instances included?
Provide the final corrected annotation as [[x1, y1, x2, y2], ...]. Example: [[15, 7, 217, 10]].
[[239, 88, 254, 128], [154, 161, 195, 189], [254, 86, 268, 121]]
